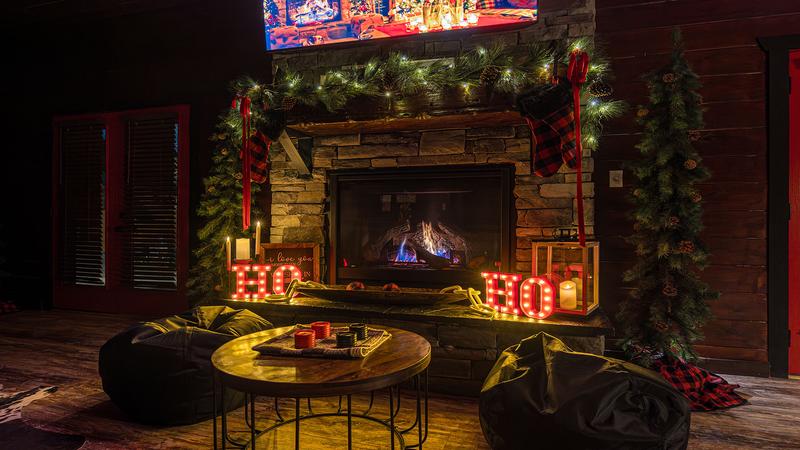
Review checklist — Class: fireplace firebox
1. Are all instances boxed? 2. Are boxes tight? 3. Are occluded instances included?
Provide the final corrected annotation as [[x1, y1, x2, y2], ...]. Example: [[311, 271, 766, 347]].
[[329, 165, 514, 289]]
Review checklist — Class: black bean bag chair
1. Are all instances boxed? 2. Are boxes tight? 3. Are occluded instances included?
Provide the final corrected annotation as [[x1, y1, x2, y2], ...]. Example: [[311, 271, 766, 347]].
[[99, 306, 272, 426], [479, 333, 690, 450]]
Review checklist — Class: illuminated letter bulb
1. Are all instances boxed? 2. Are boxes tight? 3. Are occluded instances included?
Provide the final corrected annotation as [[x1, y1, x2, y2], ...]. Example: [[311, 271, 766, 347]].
[[518, 276, 556, 320]]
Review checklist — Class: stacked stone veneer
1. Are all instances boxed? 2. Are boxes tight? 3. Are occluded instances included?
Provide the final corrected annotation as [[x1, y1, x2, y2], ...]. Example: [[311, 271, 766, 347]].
[[269, 126, 594, 277], [268, 0, 597, 276]]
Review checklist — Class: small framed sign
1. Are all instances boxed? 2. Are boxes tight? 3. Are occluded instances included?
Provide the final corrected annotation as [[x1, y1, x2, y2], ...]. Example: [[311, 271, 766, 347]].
[[259, 243, 321, 282]]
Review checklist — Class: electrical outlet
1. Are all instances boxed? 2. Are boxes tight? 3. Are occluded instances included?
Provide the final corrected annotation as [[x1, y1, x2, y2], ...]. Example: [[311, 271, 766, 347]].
[[609, 170, 623, 188]]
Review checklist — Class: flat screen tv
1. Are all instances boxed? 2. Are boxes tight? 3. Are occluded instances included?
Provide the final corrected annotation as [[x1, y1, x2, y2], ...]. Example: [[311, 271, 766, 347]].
[[264, 0, 538, 51]]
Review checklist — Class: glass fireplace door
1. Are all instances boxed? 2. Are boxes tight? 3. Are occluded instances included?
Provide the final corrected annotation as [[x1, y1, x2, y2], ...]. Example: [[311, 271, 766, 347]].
[[330, 165, 513, 289]]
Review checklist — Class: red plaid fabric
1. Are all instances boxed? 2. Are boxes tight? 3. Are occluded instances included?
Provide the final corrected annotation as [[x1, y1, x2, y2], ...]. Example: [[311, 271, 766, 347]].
[[477, 0, 496, 8], [249, 131, 271, 184], [527, 105, 577, 177], [652, 358, 747, 411]]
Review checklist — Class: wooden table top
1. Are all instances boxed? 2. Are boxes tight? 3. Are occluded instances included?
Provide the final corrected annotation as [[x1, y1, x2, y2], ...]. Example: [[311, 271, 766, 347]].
[[211, 324, 431, 398]]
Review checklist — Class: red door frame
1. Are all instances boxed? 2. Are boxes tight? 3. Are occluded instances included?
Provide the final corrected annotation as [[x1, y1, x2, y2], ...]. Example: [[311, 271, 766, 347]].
[[789, 51, 800, 375], [52, 105, 190, 315]]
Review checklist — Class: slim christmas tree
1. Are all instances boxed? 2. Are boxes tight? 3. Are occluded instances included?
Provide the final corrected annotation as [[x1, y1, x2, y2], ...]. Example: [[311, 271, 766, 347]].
[[618, 30, 719, 365], [187, 89, 266, 304]]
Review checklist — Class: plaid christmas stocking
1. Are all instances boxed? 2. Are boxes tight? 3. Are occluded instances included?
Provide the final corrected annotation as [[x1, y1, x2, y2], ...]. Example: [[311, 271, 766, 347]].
[[517, 83, 577, 177], [525, 106, 577, 177], [249, 131, 271, 184]]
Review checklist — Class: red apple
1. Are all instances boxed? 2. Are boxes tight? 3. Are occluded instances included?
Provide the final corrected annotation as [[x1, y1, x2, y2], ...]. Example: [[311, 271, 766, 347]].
[[382, 283, 401, 292], [346, 281, 366, 291]]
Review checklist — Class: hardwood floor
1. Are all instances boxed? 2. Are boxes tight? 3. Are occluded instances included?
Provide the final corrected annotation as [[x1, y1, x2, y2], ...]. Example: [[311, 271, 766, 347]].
[[1, 310, 798, 449]]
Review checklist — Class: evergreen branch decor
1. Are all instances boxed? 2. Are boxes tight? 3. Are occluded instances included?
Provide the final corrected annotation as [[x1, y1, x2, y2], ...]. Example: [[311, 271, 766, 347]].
[[188, 37, 623, 304], [617, 30, 719, 365]]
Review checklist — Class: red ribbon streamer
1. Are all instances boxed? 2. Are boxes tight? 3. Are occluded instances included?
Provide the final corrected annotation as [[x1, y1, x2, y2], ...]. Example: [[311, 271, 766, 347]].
[[232, 96, 252, 231], [567, 50, 589, 247]]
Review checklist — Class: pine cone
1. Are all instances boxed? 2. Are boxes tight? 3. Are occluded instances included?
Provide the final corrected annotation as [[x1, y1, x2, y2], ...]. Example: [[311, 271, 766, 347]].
[[690, 192, 702, 203], [678, 240, 695, 254], [655, 321, 669, 332], [684, 159, 698, 170], [689, 131, 702, 142], [233, 172, 243, 180], [667, 216, 680, 228], [662, 73, 676, 83], [633, 188, 644, 198], [282, 95, 297, 111], [213, 284, 224, 292], [207, 185, 216, 194], [588, 80, 613, 98], [662, 282, 678, 297], [480, 65, 502, 87], [633, 222, 642, 232], [637, 108, 649, 118], [220, 148, 229, 156]]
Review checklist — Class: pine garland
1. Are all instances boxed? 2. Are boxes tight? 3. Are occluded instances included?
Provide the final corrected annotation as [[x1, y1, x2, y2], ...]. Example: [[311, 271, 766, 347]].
[[618, 30, 719, 366], [188, 37, 624, 303]]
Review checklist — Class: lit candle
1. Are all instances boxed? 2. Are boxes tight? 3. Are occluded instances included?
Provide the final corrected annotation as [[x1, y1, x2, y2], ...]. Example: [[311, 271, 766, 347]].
[[467, 12, 478, 25], [225, 236, 231, 271], [235, 238, 251, 261], [255, 221, 261, 258], [559, 280, 577, 310]]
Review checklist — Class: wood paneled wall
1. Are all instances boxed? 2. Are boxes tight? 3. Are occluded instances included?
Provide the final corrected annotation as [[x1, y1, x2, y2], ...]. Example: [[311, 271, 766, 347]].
[[595, 0, 800, 375]]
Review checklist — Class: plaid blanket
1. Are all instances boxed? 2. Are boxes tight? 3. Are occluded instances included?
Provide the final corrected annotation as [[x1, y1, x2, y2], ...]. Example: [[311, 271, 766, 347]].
[[653, 358, 747, 411]]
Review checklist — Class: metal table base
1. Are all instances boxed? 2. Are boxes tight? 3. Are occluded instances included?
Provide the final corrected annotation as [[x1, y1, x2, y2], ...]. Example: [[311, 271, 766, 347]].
[[213, 370, 429, 450]]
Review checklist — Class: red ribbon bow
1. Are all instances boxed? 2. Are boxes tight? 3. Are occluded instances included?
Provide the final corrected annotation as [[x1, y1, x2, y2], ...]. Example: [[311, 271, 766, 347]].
[[232, 96, 252, 231], [567, 50, 589, 247]]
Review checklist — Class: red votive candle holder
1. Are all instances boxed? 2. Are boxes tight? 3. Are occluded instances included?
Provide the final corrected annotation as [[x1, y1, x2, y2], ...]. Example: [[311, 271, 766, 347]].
[[294, 330, 316, 349], [311, 321, 331, 339]]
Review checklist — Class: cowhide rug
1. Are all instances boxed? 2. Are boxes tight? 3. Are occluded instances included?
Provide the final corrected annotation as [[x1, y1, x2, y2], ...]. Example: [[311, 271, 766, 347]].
[[0, 385, 85, 449]]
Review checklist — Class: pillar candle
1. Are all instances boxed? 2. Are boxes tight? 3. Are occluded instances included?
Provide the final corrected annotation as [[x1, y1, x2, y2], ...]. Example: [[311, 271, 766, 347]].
[[235, 238, 251, 261], [255, 221, 261, 258], [225, 237, 231, 271], [559, 280, 577, 310]]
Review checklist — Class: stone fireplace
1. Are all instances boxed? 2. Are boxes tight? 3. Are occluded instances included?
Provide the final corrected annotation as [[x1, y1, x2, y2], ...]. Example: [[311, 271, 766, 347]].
[[268, 126, 594, 282]]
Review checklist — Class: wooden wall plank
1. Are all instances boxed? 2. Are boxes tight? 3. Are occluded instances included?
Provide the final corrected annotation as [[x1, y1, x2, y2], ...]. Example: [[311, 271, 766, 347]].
[[599, 13, 800, 57], [694, 344, 768, 363], [600, 127, 766, 161], [597, 0, 799, 31], [608, 100, 765, 134]]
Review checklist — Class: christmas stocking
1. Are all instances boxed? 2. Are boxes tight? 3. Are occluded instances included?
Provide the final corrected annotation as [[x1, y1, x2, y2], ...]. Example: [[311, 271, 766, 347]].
[[517, 83, 577, 177], [249, 131, 271, 184]]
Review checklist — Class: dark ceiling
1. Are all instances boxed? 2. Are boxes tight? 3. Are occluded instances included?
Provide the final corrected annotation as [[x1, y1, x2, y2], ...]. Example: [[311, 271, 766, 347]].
[[1, 0, 200, 25]]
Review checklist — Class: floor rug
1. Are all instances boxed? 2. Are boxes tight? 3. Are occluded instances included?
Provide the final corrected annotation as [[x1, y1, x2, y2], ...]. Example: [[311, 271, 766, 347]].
[[0, 386, 86, 450]]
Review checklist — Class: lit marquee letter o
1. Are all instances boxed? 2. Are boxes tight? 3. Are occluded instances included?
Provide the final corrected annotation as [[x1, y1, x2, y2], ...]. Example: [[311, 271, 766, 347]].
[[272, 264, 302, 295], [519, 276, 555, 319]]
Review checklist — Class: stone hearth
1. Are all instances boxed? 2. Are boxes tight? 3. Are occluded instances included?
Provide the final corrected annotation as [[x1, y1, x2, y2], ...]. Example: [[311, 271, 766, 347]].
[[222, 297, 611, 396]]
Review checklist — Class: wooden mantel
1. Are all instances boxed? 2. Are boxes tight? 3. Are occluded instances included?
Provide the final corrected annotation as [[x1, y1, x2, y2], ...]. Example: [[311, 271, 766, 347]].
[[287, 110, 526, 136], [285, 91, 525, 136]]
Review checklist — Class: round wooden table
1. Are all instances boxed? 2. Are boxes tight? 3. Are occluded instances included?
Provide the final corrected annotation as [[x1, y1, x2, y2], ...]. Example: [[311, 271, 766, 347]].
[[211, 324, 431, 450]]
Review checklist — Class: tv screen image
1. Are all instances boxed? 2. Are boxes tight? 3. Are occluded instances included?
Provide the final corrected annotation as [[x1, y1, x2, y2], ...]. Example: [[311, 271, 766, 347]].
[[264, 0, 538, 50]]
